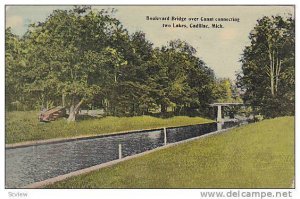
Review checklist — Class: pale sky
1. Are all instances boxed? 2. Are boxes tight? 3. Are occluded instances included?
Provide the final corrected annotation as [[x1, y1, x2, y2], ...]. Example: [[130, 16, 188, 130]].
[[6, 5, 294, 80]]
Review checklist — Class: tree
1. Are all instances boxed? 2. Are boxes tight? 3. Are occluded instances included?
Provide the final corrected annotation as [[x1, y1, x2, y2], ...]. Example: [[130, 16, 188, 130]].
[[5, 28, 29, 110], [6, 6, 227, 120], [214, 78, 242, 103], [23, 7, 128, 121], [237, 15, 295, 117], [105, 31, 155, 116], [145, 40, 217, 116]]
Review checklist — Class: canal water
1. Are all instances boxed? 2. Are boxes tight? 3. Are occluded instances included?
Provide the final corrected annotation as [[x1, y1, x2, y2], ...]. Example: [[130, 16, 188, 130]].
[[5, 121, 237, 188]]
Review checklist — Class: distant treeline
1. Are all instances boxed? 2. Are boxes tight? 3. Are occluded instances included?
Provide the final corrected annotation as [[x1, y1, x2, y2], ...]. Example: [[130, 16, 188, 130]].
[[5, 6, 240, 121], [11, 6, 296, 122]]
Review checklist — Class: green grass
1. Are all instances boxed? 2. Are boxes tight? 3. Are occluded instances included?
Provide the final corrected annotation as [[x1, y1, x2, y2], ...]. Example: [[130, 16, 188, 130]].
[[47, 116, 294, 188], [5, 111, 212, 144]]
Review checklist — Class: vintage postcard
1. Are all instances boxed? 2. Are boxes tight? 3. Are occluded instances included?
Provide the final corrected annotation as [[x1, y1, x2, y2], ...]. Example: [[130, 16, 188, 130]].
[[4, 4, 295, 195]]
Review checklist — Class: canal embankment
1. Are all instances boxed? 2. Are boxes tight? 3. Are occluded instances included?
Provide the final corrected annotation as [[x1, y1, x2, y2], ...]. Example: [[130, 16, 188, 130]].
[[46, 117, 294, 188]]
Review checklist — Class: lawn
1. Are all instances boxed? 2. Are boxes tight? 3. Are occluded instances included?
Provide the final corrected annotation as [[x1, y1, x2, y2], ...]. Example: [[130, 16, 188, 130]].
[[5, 111, 212, 144], [47, 116, 294, 188]]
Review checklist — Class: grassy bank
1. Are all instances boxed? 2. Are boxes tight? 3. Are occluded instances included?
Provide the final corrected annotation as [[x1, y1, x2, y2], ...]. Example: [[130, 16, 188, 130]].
[[48, 116, 294, 188], [5, 111, 212, 144]]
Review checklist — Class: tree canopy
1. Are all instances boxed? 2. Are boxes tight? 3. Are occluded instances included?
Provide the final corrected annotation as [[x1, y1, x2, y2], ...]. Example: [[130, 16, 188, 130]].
[[6, 6, 244, 121], [237, 15, 295, 118]]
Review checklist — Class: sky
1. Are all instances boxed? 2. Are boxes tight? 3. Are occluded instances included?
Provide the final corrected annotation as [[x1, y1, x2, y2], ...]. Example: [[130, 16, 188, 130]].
[[5, 5, 294, 80]]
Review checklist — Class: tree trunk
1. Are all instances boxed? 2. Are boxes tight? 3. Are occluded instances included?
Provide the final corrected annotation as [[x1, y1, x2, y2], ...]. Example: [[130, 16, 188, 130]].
[[268, 49, 275, 96], [67, 99, 84, 122], [161, 104, 167, 114], [62, 93, 65, 107], [270, 72, 274, 96], [275, 54, 282, 94]]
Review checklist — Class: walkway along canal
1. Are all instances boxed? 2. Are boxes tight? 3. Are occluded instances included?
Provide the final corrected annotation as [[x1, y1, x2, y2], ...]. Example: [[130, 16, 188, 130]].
[[6, 121, 239, 188]]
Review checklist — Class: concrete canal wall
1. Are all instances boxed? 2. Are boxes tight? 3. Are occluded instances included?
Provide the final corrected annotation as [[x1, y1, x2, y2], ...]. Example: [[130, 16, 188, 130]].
[[23, 126, 236, 188]]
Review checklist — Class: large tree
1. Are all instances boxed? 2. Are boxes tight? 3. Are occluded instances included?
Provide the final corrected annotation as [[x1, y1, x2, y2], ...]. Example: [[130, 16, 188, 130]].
[[23, 7, 128, 121], [145, 40, 217, 116], [237, 15, 295, 117], [103, 31, 155, 116], [5, 28, 25, 110], [6, 6, 229, 120]]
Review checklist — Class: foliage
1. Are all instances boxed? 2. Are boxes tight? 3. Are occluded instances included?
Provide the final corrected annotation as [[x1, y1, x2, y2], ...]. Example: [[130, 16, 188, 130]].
[[5, 6, 244, 120], [214, 78, 242, 103], [5, 28, 29, 110], [237, 15, 295, 118]]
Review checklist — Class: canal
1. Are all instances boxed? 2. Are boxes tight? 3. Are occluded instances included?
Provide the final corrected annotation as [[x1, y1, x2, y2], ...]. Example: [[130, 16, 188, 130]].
[[6, 121, 238, 188]]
